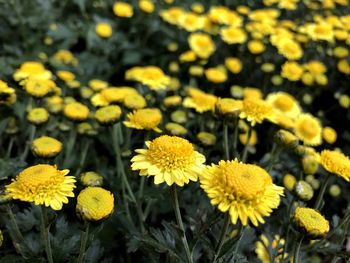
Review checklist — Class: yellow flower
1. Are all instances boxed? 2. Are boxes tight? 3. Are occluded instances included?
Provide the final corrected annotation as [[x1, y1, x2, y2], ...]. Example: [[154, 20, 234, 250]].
[[80, 172, 103, 187], [338, 94, 350, 108], [24, 78, 56, 98], [216, 98, 243, 116], [197, 132, 216, 146], [248, 40, 265, 54], [183, 87, 218, 113], [76, 187, 114, 221], [294, 113, 322, 146], [338, 59, 350, 75], [159, 7, 184, 25], [293, 207, 330, 238], [225, 57, 242, 74], [139, 0, 154, 13], [320, 150, 350, 181], [113, 2, 133, 18], [13, 61, 52, 81], [124, 108, 162, 132], [306, 60, 327, 76], [200, 160, 284, 226], [220, 26, 247, 44], [178, 12, 205, 32], [45, 95, 63, 114], [255, 234, 286, 263], [281, 61, 304, 81], [307, 23, 334, 42], [266, 92, 301, 119], [171, 110, 187, 124], [189, 65, 204, 76], [64, 102, 90, 122], [276, 38, 303, 60], [95, 22, 112, 38], [243, 87, 262, 99], [322, 126, 337, 144], [27, 107, 49, 125], [179, 50, 197, 62], [0, 80, 16, 105], [163, 95, 182, 107], [205, 67, 227, 83], [123, 93, 147, 109], [6, 164, 76, 210], [52, 50, 78, 65], [131, 135, 205, 186], [126, 66, 170, 91], [100, 87, 138, 104], [165, 122, 187, 136], [188, 33, 216, 59], [88, 79, 108, 91], [32, 136, 62, 158], [239, 129, 258, 146], [95, 105, 122, 125], [57, 70, 75, 83], [239, 98, 273, 126]]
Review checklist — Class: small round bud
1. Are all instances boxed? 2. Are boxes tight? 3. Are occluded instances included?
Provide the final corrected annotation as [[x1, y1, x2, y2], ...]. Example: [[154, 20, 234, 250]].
[[274, 129, 299, 149], [302, 155, 319, 175], [294, 181, 314, 201], [80, 172, 103, 187], [329, 184, 341, 197], [283, 174, 297, 191]]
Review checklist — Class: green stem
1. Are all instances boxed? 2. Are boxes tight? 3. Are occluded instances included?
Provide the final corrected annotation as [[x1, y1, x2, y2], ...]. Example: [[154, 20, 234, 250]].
[[293, 235, 304, 263], [267, 143, 280, 172], [170, 185, 193, 263], [223, 121, 230, 160], [77, 221, 90, 263], [327, 210, 350, 238], [111, 124, 145, 233], [21, 125, 36, 161], [40, 206, 54, 263], [314, 173, 331, 210], [6, 137, 14, 158], [63, 128, 77, 167], [212, 213, 230, 263], [233, 226, 244, 255], [242, 127, 252, 162], [281, 196, 295, 261], [232, 117, 239, 158]]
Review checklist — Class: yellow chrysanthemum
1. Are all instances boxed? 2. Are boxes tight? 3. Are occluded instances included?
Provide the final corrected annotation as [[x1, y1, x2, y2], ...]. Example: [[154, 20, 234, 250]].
[[13, 61, 52, 81], [294, 113, 322, 146], [45, 95, 63, 114], [200, 160, 284, 226], [266, 92, 301, 119], [320, 150, 350, 181], [248, 40, 266, 54], [32, 136, 63, 158], [239, 98, 273, 126], [139, 0, 155, 13], [52, 50, 78, 66], [276, 38, 303, 60], [64, 102, 90, 122], [24, 78, 56, 98], [95, 22, 112, 38], [165, 122, 187, 136], [88, 79, 108, 91], [220, 26, 247, 44], [163, 95, 182, 107], [188, 32, 216, 59], [113, 2, 133, 18], [255, 234, 286, 263], [322, 126, 337, 144], [225, 57, 242, 74], [281, 61, 304, 81], [204, 67, 227, 83], [27, 107, 49, 125], [95, 105, 122, 125], [125, 66, 170, 91], [80, 172, 103, 187], [183, 87, 218, 113], [131, 135, 205, 186], [216, 98, 243, 116], [76, 187, 114, 221], [124, 108, 162, 132], [6, 164, 76, 210], [293, 207, 330, 238], [0, 80, 16, 105]]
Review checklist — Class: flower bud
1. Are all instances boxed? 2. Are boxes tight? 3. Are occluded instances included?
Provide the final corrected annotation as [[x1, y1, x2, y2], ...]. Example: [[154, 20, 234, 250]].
[[302, 155, 319, 175], [294, 181, 314, 201]]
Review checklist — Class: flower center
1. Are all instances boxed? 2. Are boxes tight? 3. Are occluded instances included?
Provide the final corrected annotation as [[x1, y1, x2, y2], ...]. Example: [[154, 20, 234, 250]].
[[147, 136, 195, 172], [299, 119, 318, 138], [274, 96, 294, 111]]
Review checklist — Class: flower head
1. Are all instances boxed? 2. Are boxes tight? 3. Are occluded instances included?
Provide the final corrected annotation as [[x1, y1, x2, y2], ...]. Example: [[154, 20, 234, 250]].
[[124, 108, 162, 132], [188, 33, 216, 59], [64, 102, 90, 122], [32, 136, 62, 158], [320, 150, 350, 181], [255, 234, 286, 263], [80, 172, 103, 187], [200, 160, 284, 226], [293, 207, 329, 238], [27, 107, 49, 125], [266, 92, 301, 119], [113, 2, 133, 17], [76, 187, 114, 221], [0, 80, 16, 105], [95, 22, 112, 38], [6, 164, 76, 210], [95, 105, 122, 125], [183, 87, 218, 113], [294, 113, 322, 146], [131, 135, 205, 186], [239, 98, 273, 126]]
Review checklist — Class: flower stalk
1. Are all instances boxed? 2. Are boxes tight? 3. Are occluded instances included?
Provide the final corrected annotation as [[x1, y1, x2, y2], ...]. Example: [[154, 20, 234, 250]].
[[77, 221, 90, 263], [40, 206, 54, 263]]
